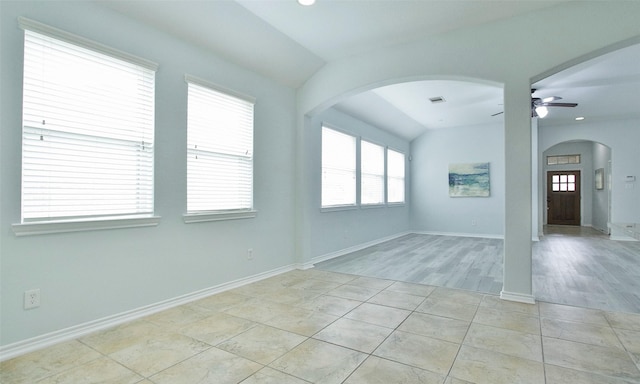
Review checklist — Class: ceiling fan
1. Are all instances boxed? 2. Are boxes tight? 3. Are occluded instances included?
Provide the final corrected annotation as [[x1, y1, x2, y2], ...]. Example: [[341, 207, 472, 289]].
[[531, 89, 578, 118], [491, 89, 578, 118]]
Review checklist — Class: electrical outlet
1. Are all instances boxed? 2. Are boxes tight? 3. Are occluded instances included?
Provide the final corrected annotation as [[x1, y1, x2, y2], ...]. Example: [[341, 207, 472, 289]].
[[471, 219, 477, 226], [247, 248, 254, 260], [24, 289, 40, 309]]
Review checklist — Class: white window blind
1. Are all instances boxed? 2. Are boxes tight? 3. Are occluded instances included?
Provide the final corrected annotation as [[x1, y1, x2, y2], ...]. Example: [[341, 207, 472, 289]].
[[186, 78, 254, 213], [321, 126, 356, 207], [21, 26, 156, 222], [361, 140, 385, 205], [387, 149, 405, 203]]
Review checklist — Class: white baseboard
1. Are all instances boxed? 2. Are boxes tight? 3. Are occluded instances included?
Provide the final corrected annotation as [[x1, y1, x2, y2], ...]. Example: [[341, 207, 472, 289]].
[[305, 231, 412, 268], [0, 264, 297, 362], [500, 290, 536, 304], [412, 230, 504, 240], [608, 223, 640, 241], [610, 236, 639, 242]]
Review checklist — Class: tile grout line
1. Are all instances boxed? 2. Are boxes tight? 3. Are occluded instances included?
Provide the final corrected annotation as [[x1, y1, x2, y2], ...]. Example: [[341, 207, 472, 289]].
[[538, 298, 548, 384], [442, 294, 483, 383], [339, 281, 435, 383]]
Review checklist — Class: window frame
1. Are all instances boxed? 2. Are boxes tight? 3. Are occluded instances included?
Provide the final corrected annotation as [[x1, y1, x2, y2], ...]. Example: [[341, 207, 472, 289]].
[[13, 17, 160, 236], [386, 147, 406, 205], [547, 154, 581, 165], [360, 139, 386, 206], [321, 124, 357, 210], [183, 75, 257, 223], [320, 123, 408, 211]]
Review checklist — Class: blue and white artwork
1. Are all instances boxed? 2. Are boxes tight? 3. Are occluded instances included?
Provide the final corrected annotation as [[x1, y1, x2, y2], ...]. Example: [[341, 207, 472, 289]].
[[449, 163, 490, 197]]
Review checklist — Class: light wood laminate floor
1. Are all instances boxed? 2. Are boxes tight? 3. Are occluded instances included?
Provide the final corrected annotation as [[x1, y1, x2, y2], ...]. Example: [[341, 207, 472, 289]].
[[316, 227, 640, 314]]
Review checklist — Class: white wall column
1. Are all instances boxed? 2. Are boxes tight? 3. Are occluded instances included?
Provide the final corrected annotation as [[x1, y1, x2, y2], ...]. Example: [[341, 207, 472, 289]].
[[501, 80, 535, 304], [532, 118, 543, 241]]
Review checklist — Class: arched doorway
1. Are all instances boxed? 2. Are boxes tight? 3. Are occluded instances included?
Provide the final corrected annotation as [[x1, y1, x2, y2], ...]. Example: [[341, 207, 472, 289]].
[[542, 140, 611, 232]]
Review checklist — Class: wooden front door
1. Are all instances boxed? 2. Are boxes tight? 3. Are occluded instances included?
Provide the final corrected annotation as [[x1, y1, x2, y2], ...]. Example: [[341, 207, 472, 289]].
[[547, 171, 581, 226]]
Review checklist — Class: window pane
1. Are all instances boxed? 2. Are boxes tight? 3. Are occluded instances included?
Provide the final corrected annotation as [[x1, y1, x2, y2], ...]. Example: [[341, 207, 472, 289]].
[[552, 183, 560, 191], [21, 29, 155, 221], [387, 149, 405, 203], [548, 154, 581, 165], [560, 175, 568, 183], [568, 175, 575, 183], [552, 175, 560, 183], [322, 126, 356, 207], [187, 82, 254, 212], [361, 140, 384, 205], [568, 183, 576, 191], [560, 183, 568, 191]]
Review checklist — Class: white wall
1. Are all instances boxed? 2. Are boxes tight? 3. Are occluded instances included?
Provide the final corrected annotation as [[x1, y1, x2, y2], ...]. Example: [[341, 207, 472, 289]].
[[0, 2, 297, 346], [410, 123, 505, 237], [302, 108, 411, 261], [540, 118, 640, 234]]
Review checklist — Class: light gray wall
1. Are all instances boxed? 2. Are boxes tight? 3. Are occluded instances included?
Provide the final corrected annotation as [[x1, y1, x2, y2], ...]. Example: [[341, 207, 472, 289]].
[[540, 118, 640, 231], [410, 123, 505, 237], [543, 141, 595, 226], [592, 142, 611, 233], [302, 108, 411, 260], [0, 2, 297, 346]]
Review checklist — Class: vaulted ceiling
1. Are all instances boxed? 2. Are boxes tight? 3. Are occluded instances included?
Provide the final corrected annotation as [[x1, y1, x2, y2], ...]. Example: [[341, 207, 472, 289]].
[[99, 1, 640, 141]]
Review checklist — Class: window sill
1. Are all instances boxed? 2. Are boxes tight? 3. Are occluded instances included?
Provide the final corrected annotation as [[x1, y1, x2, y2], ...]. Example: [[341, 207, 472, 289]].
[[320, 205, 358, 213], [12, 215, 161, 237], [183, 210, 257, 223], [360, 203, 386, 209]]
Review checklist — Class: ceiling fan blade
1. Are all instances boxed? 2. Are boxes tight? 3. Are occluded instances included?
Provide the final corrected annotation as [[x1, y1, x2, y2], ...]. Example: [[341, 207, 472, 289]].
[[491, 111, 504, 117], [542, 96, 562, 103], [541, 102, 578, 107]]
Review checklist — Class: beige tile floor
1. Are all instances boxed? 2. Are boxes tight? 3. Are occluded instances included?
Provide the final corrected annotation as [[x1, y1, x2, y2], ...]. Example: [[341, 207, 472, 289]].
[[2, 269, 640, 384]]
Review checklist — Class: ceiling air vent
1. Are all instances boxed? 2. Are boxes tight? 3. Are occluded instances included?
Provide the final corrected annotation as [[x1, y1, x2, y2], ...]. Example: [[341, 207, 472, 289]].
[[429, 96, 446, 103]]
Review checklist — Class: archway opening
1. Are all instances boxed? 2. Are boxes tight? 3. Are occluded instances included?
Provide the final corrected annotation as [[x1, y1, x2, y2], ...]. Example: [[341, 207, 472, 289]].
[[305, 78, 508, 296]]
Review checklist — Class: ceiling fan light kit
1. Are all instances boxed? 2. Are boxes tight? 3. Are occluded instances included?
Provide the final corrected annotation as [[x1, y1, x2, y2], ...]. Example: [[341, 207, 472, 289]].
[[535, 106, 549, 118]]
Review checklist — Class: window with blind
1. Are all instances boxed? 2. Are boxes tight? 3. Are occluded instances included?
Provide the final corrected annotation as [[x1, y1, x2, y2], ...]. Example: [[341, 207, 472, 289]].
[[387, 149, 405, 204], [186, 77, 254, 215], [321, 126, 356, 207], [20, 19, 156, 224], [361, 140, 385, 205]]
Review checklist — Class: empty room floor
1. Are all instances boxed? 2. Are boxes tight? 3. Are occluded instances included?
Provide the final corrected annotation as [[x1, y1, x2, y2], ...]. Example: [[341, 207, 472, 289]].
[[2, 269, 640, 383], [316, 227, 640, 314]]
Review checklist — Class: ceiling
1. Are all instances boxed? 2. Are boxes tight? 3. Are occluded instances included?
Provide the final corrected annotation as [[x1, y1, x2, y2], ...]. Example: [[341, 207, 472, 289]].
[[335, 43, 640, 139], [99, 1, 640, 141]]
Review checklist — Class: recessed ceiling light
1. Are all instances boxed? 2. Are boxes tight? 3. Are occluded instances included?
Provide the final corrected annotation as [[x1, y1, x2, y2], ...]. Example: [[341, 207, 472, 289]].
[[298, 0, 316, 5], [575, 116, 585, 121], [429, 96, 446, 103]]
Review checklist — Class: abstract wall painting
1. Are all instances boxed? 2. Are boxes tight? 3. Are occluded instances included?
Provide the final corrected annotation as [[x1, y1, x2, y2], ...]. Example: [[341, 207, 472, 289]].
[[449, 162, 490, 197]]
